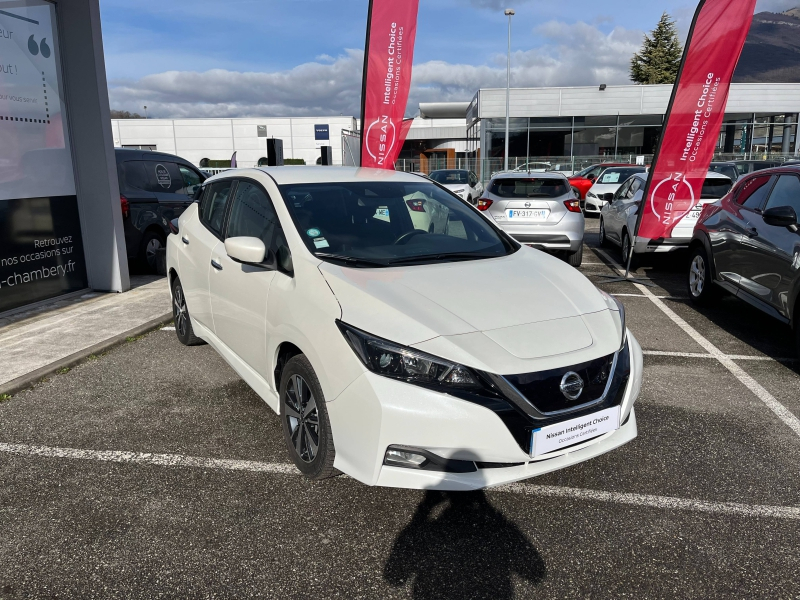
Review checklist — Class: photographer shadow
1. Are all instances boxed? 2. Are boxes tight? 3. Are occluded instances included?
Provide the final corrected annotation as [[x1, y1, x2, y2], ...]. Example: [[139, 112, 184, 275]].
[[384, 490, 546, 599]]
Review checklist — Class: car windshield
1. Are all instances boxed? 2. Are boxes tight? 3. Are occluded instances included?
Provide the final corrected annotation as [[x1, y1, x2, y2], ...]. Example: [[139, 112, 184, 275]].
[[489, 177, 568, 198], [701, 177, 733, 199], [710, 164, 737, 180], [278, 181, 515, 267], [597, 168, 644, 184], [429, 170, 469, 184]]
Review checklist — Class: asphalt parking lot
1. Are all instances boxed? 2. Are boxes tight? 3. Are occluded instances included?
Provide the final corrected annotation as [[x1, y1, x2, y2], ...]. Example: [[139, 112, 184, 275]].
[[1, 219, 799, 599]]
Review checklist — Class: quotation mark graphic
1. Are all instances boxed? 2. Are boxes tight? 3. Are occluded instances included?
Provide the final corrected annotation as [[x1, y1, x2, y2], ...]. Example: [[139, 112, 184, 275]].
[[27, 35, 51, 58]]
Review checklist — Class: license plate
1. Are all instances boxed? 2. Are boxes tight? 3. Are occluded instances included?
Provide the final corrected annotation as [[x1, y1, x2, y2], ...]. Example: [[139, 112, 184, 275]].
[[530, 406, 620, 457], [507, 209, 549, 220]]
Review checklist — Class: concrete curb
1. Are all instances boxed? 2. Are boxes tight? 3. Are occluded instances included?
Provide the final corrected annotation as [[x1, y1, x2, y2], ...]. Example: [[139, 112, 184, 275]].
[[0, 313, 174, 398]]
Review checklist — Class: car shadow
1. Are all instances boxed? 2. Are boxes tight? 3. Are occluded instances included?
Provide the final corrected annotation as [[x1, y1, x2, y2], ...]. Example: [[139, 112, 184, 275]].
[[383, 490, 546, 599]]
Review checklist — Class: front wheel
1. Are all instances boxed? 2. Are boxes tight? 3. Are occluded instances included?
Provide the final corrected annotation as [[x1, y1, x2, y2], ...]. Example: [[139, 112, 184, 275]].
[[621, 231, 638, 270], [280, 355, 337, 480], [139, 230, 165, 274], [687, 245, 720, 306], [599, 218, 610, 248]]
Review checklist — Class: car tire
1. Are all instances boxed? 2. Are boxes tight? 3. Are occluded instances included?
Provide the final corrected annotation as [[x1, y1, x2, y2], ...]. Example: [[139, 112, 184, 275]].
[[795, 317, 800, 359], [621, 231, 638, 270], [599, 218, 610, 247], [280, 355, 337, 480], [139, 230, 166, 274], [171, 276, 205, 346], [687, 245, 720, 307], [466, 195, 472, 205], [565, 245, 583, 268]]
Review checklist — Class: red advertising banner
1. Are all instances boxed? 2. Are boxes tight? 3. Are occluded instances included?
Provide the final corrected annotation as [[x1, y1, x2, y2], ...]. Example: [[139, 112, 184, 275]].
[[360, 0, 420, 169], [636, 0, 757, 241], [386, 118, 414, 168]]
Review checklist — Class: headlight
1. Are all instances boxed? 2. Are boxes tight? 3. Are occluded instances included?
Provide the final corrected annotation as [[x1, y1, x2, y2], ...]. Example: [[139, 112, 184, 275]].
[[337, 321, 483, 391], [453, 188, 465, 195], [597, 289, 627, 350], [587, 192, 597, 199]]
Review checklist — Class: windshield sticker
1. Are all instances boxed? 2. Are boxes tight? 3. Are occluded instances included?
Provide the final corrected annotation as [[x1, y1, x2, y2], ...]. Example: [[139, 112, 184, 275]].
[[155, 164, 172, 189], [601, 173, 621, 184], [306, 228, 321, 237], [313, 237, 330, 249]]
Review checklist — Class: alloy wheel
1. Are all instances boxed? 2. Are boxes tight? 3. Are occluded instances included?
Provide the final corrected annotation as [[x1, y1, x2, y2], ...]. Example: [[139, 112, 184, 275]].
[[173, 283, 188, 338], [622, 234, 631, 263], [146, 237, 163, 268], [599, 219, 606, 244], [689, 255, 706, 297], [284, 375, 320, 463]]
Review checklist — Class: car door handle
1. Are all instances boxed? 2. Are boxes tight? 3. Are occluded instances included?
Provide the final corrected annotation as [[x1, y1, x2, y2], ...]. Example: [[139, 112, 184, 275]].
[[181, 236, 190, 245], [211, 259, 223, 271], [745, 227, 758, 238]]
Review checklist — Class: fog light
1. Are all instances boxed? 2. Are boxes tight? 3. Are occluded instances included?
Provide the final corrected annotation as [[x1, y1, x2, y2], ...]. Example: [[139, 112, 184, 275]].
[[384, 448, 428, 469]]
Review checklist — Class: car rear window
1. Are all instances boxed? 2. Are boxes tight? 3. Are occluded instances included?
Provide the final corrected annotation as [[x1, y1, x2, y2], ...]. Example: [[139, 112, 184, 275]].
[[701, 178, 733, 199], [489, 178, 567, 198], [429, 170, 468, 184]]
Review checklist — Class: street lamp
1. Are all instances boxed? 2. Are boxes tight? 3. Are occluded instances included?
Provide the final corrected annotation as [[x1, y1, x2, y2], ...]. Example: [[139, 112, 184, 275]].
[[504, 8, 514, 172], [143, 106, 148, 119]]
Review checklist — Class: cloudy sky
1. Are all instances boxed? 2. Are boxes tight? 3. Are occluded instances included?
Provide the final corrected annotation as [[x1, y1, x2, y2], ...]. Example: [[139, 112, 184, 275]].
[[100, 0, 797, 119]]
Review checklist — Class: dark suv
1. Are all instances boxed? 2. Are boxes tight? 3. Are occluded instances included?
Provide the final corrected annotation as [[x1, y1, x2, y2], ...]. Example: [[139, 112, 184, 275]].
[[688, 166, 800, 354], [116, 149, 205, 272]]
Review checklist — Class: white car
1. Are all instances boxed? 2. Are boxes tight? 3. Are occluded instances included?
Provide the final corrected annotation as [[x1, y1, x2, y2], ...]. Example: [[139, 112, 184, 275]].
[[427, 169, 483, 204], [584, 166, 648, 216], [599, 171, 734, 262], [167, 167, 643, 490], [512, 161, 551, 173]]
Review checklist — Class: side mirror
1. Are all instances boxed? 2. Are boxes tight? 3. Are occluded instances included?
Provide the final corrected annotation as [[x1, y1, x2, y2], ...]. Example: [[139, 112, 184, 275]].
[[762, 206, 798, 229], [603, 193, 614, 202], [225, 237, 267, 264], [277, 245, 293, 274]]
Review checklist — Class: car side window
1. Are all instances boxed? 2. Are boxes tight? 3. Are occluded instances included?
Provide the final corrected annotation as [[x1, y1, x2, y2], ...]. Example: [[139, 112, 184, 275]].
[[200, 180, 235, 236], [736, 175, 775, 210], [119, 161, 152, 193], [764, 175, 800, 215], [469, 172, 478, 187], [614, 180, 631, 202], [226, 180, 285, 255], [143, 161, 184, 194], [178, 166, 203, 197], [626, 179, 641, 199]]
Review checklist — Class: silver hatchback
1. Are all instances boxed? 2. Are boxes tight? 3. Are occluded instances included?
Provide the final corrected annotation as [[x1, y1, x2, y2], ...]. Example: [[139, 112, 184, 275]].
[[477, 172, 585, 266]]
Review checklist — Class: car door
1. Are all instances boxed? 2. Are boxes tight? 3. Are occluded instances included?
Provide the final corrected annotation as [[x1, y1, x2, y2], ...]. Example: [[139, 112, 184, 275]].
[[735, 174, 800, 316], [209, 179, 285, 378], [469, 171, 483, 200], [179, 179, 236, 330], [118, 159, 158, 259], [604, 179, 632, 244], [713, 174, 776, 287]]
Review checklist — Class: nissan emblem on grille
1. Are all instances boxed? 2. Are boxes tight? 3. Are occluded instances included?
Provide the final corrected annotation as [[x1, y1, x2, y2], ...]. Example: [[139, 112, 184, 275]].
[[524, 202, 531, 208], [560, 372, 585, 401]]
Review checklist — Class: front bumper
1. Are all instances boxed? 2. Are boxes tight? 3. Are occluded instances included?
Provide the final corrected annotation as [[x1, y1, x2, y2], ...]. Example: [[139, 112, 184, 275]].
[[634, 235, 692, 253], [584, 198, 606, 214], [326, 331, 643, 490]]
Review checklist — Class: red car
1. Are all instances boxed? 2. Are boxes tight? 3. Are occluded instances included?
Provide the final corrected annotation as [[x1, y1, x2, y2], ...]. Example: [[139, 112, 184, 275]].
[[569, 163, 632, 201]]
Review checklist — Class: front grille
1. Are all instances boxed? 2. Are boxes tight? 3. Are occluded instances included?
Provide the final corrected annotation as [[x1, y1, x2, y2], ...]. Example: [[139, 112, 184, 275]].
[[503, 353, 616, 414]]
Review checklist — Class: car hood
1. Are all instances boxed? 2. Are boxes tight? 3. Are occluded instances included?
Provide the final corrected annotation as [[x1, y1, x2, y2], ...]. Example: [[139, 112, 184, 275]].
[[588, 183, 622, 194], [319, 247, 620, 371], [441, 183, 468, 191]]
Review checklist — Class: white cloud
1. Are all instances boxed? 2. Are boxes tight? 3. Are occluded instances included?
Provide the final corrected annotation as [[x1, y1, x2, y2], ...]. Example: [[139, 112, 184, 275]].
[[755, 0, 800, 13], [108, 21, 644, 118]]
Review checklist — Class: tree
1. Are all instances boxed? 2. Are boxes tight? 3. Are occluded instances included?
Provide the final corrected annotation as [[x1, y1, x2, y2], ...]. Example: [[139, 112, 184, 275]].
[[630, 13, 683, 85], [110, 109, 143, 119]]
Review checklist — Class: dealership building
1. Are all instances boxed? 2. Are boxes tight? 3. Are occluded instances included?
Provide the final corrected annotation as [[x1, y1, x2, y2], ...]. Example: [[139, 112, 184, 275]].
[[111, 83, 800, 181]]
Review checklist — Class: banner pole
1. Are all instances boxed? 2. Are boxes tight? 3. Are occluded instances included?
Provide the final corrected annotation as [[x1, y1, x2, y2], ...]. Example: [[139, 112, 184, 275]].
[[599, 0, 707, 287]]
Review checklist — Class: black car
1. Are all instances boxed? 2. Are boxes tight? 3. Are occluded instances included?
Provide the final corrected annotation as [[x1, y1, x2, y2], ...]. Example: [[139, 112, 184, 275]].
[[689, 166, 800, 354], [731, 159, 783, 180], [709, 161, 738, 182], [116, 149, 206, 272]]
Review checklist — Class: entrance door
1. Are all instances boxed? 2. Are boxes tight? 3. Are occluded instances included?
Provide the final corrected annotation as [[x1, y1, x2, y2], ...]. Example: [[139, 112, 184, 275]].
[[209, 179, 285, 378]]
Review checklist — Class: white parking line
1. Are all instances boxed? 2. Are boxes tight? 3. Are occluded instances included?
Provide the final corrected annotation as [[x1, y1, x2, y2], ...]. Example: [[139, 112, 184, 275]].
[[161, 326, 176, 331], [612, 293, 690, 300], [2, 441, 799, 520], [642, 350, 794, 362], [594, 248, 800, 438]]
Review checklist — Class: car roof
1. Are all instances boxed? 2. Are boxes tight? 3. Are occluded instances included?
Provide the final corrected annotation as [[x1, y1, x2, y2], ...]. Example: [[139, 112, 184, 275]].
[[490, 171, 567, 180], [206, 166, 428, 186]]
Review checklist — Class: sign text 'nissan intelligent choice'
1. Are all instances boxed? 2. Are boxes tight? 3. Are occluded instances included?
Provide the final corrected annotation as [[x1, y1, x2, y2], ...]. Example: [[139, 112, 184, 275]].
[[0, 0, 88, 313], [636, 0, 758, 242], [359, 0, 420, 169]]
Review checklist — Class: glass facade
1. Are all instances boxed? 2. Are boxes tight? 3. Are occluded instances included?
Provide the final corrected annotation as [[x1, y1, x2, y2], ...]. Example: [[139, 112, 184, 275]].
[[468, 113, 798, 182]]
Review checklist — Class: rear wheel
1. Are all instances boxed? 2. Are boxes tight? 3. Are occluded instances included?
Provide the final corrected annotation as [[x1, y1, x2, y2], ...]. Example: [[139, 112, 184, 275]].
[[687, 245, 720, 306], [566, 245, 583, 268], [280, 355, 337, 480], [621, 231, 638, 270], [139, 230, 165, 273], [172, 277, 204, 346]]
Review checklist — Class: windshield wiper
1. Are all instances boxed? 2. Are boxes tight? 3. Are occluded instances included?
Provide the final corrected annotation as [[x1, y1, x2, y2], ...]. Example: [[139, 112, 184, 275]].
[[314, 252, 389, 268], [387, 252, 500, 265]]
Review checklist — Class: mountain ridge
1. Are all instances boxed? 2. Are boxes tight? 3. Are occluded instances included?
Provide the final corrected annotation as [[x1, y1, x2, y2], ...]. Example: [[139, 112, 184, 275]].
[[733, 7, 800, 83]]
